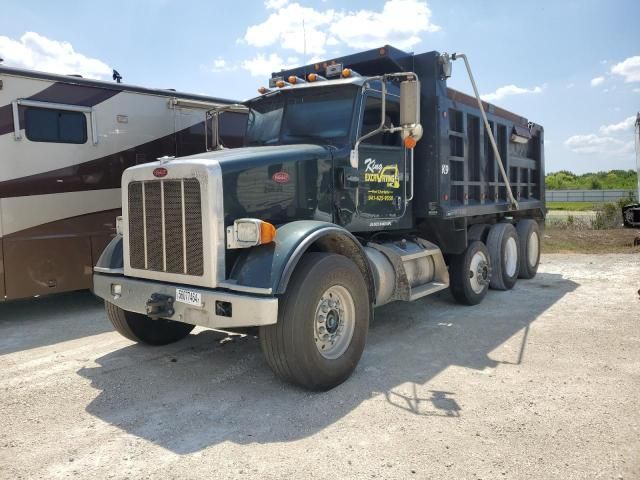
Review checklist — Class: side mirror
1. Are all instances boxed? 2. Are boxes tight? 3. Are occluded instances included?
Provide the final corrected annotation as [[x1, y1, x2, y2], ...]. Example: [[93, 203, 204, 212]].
[[400, 78, 423, 147]]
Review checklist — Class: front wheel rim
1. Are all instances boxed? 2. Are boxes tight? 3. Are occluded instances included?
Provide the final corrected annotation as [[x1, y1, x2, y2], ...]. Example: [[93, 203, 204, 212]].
[[314, 285, 356, 360]]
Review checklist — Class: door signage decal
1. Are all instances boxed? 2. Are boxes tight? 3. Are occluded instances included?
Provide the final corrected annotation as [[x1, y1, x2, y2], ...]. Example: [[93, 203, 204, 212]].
[[363, 158, 399, 188], [363, 157, 399, 203]]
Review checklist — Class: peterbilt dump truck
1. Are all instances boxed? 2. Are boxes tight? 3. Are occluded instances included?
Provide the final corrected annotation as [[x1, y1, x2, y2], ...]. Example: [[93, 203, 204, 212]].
[[93, 46, 545, 390]]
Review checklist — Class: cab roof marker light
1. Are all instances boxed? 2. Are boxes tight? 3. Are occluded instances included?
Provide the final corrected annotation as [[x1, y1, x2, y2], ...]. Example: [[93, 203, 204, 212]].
[[341, 68, 360, 78], [307, 73, 327, 82], [288, 76, 306, 85], [269, 76, 284, 88], [257, 86, 269, 94]]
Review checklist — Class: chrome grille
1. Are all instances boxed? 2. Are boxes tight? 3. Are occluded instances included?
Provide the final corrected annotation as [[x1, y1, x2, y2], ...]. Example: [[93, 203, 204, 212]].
[[128, 178, 204, 276]]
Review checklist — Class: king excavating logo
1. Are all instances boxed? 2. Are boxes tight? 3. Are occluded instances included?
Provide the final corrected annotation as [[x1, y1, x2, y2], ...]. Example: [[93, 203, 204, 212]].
[[363, 158, 400, 188]]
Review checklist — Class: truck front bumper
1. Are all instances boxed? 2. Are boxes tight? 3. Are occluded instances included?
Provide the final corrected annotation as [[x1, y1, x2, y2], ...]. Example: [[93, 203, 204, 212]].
[[93, 272, 278, 329]]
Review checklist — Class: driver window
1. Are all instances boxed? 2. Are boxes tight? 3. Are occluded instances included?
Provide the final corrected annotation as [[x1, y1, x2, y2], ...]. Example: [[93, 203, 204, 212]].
[[361, 96, 402, 147]]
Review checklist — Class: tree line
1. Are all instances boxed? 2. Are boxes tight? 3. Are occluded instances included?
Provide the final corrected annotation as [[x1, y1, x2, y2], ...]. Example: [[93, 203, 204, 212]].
[[546, 169, 637, 190]]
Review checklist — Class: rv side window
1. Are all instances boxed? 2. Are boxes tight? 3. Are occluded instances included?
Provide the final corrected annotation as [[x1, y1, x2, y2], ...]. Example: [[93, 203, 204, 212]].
[[25, 107, 87, 144]]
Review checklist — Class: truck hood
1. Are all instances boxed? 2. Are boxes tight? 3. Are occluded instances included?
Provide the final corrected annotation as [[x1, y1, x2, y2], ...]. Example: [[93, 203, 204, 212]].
[[164, 144, 332, 174]]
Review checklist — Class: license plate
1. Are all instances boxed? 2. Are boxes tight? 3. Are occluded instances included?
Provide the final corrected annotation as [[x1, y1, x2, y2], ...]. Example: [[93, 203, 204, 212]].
[[175, 288, 202, 307]]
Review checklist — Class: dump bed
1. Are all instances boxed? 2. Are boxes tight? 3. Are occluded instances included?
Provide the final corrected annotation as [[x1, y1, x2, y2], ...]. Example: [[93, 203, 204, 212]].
[[276, 46, 545, 222]]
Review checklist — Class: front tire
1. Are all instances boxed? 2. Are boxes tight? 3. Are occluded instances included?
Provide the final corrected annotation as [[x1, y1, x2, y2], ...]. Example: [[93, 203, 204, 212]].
[[259, 253, 370, 391], [105, 302, 195, 345]]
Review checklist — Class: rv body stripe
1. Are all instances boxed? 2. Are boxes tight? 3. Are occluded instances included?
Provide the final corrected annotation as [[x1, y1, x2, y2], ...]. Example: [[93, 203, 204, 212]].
[[1, 188, 121, 236], [0, 122, 217, 199]]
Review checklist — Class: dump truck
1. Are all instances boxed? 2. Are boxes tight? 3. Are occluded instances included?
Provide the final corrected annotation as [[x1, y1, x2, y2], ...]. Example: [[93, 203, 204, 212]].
[[93, 46, 545, 390]]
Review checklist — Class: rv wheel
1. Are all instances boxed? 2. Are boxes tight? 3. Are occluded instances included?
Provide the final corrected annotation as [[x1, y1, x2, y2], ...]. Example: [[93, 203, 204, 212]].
[[516, 219, 541, 279], [487, 223, 520, 290], [104, 302, 194, 345], [449, 240, 491, 305], [259, 253, 370, 391]]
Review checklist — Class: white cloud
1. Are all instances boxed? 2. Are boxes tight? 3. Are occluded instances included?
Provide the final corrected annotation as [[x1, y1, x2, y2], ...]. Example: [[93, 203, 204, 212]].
[[480, 84, 543, 102], [610, 55, 640, 83], [331, 0, 440, 50], [565, 114, 636, 157], [565, 110, 638, 159], [242, 0, 439, 56], [210, 57, 238, 73], [0, 32, 111, 79], [590, 76, 605, 87], [241, 53, 297, 77], [633, 88, 640, 93], [265, 0, 289, 9], [244, 3, 336, 55], [599, 116, 636, 135], [566, 82, 575, 89], [564, 134, 633, 155]]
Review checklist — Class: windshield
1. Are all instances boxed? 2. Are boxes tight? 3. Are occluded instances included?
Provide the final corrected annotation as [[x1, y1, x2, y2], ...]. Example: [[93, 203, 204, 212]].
[[244, 86, 358, 147]]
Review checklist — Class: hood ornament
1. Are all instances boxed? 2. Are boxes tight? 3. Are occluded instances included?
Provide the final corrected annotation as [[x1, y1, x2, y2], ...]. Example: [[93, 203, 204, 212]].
[[157, 155, 175, 165]]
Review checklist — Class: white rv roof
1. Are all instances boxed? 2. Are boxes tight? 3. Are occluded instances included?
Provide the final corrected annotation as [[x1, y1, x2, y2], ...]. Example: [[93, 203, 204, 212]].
[[0, 65, 238, 104]]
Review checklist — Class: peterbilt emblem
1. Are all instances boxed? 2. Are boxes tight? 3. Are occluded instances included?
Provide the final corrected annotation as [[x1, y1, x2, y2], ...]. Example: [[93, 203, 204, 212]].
[[272, 171, 290, 184], [153, 167, 168, 178]]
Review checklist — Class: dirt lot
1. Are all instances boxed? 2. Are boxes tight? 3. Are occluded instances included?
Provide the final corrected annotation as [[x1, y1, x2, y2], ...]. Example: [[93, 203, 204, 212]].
[[1, 254, 639, 480], [543, 227, 640, 254]]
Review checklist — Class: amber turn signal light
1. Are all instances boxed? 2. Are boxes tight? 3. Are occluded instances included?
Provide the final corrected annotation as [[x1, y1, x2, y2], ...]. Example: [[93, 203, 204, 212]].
[[404, 136, 418, 149], [260, 221, 277, 244], [257, 86, 268, 94]]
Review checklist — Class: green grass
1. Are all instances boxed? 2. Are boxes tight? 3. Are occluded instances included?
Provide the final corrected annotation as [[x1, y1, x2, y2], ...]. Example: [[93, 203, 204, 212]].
[[546, 201, 597, 211]]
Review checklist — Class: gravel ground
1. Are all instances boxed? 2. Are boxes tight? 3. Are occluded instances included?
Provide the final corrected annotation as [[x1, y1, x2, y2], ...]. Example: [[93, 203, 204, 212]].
[[546, 210, 597, 220], [1, 254, 639, 480]]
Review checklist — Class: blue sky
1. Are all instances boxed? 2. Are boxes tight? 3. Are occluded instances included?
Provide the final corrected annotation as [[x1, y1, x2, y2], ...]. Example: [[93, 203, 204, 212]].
[[1, 0, 639, 173]]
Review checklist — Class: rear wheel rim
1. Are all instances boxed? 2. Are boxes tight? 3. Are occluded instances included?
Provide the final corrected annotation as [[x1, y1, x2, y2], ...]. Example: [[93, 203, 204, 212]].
[[469, 250, 489, 294], [528, 231, 539, 269], [314, 285, 356, 360], [504, 237, 518, 278]]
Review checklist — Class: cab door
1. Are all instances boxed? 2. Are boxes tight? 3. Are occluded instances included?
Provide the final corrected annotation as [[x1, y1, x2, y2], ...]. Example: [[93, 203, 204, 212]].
[[355, 93, 408, 221]]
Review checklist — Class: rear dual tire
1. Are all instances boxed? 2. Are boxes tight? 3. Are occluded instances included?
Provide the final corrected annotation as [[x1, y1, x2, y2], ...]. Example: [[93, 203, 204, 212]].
[[516, 219, 541, 279], [487, 223, 520, 291]]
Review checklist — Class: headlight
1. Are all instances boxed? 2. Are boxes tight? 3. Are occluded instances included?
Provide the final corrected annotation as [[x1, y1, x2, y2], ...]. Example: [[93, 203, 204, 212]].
[[226, 218, 276, 249]]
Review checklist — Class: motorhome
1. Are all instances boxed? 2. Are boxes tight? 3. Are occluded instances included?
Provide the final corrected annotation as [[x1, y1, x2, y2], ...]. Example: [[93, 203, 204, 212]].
[[0, 65, 241, 300]]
